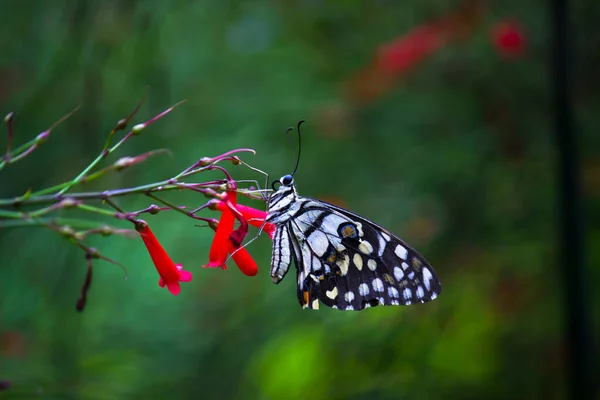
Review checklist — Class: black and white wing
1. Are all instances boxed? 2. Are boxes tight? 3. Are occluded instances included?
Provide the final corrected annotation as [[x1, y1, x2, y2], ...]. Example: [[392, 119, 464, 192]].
[[284, 198, 442, 311]]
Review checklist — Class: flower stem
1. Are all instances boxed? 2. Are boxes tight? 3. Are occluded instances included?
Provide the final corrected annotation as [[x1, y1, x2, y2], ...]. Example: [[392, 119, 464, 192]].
[[0, 217, 109, 229], [58, 132, 134, 195]]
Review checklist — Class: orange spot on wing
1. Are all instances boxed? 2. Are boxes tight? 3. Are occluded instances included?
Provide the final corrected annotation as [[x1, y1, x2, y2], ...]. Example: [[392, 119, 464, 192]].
[[303, 291, 310, 305]]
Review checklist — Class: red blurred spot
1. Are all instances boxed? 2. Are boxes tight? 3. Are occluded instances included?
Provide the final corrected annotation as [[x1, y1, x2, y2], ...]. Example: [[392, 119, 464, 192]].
[[346, 0, 483, 105], [0, 331, 25, 358], [491, 21, 526, 58]]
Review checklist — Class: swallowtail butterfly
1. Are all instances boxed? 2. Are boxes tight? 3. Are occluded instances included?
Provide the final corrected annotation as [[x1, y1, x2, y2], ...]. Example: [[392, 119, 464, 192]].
[[265, 122, 442, 311]]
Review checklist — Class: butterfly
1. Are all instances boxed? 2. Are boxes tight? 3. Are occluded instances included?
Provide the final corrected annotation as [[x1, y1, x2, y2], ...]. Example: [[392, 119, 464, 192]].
[[264, 122, 441, 311]]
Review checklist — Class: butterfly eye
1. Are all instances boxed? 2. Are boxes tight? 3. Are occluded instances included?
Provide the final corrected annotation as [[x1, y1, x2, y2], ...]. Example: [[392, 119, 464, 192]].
[[281, 174, 294, 186]]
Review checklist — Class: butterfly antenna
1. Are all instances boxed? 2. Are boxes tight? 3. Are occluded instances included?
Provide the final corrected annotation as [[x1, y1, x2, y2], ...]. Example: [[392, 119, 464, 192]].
[[291, 119, 305, 176]]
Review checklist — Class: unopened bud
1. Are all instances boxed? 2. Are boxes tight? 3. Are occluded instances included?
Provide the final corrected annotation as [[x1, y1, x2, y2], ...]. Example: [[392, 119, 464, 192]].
[[36, 131, 50, 144], [230, 156, 241, 165], [88, 248, 101, 259], [225, 181, 237, 192], [99, 226, 113, 236], [207, 219, 219, 231], [116, 118, 128, 131], [114, 156, 135, 170], [59, 198, 78, 209], [198, 157, 213, 167], [4, 112, 14, 124], [202, 188, 219, 198], [148, 205, 161, 215], [134, 219, 148, 232], [207, 199, 220, 211], [73, 232, 85, 241], [59, 226, 76, 237], [132, 123, 145, 135]]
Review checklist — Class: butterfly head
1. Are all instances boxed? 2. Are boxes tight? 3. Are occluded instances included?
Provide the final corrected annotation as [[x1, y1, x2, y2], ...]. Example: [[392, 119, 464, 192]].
[[280, 174, 294, 187]]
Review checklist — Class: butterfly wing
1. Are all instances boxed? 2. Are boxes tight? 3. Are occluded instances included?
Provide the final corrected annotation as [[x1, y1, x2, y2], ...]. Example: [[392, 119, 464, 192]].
[[288, 197, 442, 311]]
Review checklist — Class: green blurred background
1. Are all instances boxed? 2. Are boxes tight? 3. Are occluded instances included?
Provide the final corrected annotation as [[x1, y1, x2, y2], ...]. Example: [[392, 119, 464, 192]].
[[0, 1, 598, 399]]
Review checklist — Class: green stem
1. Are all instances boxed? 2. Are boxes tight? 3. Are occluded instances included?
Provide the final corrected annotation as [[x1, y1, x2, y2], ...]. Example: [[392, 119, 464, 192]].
[[145, 192, 200, 220], [0, 180, 173, 207], [0, 137, 37, 171], [0, 181, 224, 208], [0, 209, 24, 218], [76, 203, 120, 218], [0, 217, 108, 229], [58, 132, 133, 195]]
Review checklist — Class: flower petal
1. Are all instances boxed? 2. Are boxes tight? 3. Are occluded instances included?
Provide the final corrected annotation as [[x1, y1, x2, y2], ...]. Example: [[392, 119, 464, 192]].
[[230, 245, 259, 276], [136, 221, 191, 295], [166, 281, 181, 296], [206, 191, 237, 268], [216, 201, 275, 239]]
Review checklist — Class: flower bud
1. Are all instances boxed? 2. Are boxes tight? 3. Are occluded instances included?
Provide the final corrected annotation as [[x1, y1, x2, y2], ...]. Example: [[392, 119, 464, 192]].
[[114, 156, 135, 170], [99, 225, 113, 236], [4, 112, 14, 124], [207, 199, 221, 211], [59, 198, 79, 209], [132, 123, 146, 135], [36, 131, 50, 144], [148, 205, 161, 215], [58, 226, 76, 237], [116, 118, 128, 131], [198, 157, 213, 167]]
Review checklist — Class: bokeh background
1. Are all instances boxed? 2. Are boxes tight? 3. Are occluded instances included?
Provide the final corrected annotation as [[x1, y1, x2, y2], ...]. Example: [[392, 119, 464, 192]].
[[0, 1, 598, 399]]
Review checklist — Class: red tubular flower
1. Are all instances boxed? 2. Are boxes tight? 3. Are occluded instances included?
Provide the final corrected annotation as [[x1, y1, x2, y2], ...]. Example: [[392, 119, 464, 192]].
[[204, 216, 259, 276], [229, 244, 259, 276], [215, 201, 275, 239], [205, 189, 238, 269], [136, 221, 192, 296], [205, 197, 274, 276]]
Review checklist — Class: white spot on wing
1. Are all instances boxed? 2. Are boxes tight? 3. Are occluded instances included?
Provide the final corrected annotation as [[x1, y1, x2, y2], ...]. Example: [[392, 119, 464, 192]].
[[422, 267, 433, 291], [377, 234, 386, 257], [416, 286, 425, 299], [358, 241, 374, 255], [403, 288, 412, 300], [388, 287, 400, 298], [367, 259, 377, 271], [377, 297, 385, 305], [402, 262, 409, 270], [312, 299, 319, 309], [381, 231, 391, 242], [408, 271, 415, 279], [345, 305, 354, 311], [336, 255, 349, 276], [394, 244, 408, 260], [356, 222, 364, 237], [372, 278, 384, 292], [359, 283, 370, 296], [307, 229, 329, 257], [353, 253, 363, 270], [430, 292, 438, 300], [394, 266, 404, 280], [326, 287, 338, 299], [344, 291, 355, 302]]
